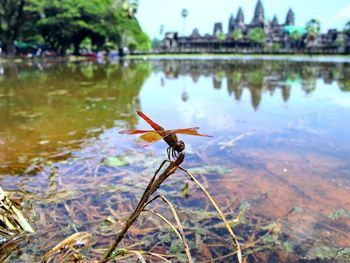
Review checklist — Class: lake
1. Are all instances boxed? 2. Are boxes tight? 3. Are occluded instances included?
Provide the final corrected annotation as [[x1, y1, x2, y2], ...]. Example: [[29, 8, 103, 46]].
[[0, 57, 349, 262]]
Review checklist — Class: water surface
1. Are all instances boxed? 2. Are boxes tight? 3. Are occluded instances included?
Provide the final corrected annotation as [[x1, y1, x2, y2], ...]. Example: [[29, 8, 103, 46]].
[[0, 58, 349, 261]]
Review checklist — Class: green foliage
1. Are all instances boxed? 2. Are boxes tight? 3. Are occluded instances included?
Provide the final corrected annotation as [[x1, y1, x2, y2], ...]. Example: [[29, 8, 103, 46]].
[[289, 31, 301, 41], [152, 38, 161, 49], [327, 209, 350, 220], [281, 242, 293, 254], [306, 18, 321, 42], [110, 248, 128, 257], [232, 29, 243, 41], [216, 31, 226, 41], [305, 247, 350, 261], [345, 21, 350, 36], [272, 42, 280, 51], [181, 8, 188, 18], [248, 28, 266, 45], [306, 18, 321, 34], [114, 7, 151, 51], [103, 156, 129, 167], [28, 0, 117, 54], [0, 0, 36, 55], [0, 0, 150, 56], [339, 78, 350, 92], [248, 70, 264, 85], [117, 0, 138, 19], [335, 34, 345, 46]]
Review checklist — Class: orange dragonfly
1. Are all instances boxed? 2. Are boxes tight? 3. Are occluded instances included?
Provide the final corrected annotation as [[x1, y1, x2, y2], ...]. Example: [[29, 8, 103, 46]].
[[119, 111, 212, 158]]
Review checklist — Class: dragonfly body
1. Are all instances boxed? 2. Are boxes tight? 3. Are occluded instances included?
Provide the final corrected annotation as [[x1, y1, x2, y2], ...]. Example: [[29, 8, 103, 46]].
[[119, 111, 210, 158]]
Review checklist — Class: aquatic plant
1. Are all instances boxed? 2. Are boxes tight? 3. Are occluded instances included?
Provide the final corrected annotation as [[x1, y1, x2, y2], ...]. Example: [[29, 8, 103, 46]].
[[0, 186, 35, 261], [0, 186, 34, 234], [99, 153, 242, 262]]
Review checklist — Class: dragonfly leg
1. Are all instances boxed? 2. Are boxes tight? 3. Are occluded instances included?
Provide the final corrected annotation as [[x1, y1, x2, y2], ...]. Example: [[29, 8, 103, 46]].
[[172, 148, 178, 159], [166, 147, 171, 160]]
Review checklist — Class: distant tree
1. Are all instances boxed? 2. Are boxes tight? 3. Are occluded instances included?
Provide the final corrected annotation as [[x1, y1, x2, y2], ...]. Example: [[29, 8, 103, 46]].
[[26, 0, 150, 55], [306, 18, 321, 33], [248, 28, 265, 46], [289, 31, 302, 49], [27, 0, 116, 55], [305, 18, 321, 44], [113, 5, 151, 52], [335, 34, 345, 46], [152, 38, 161, 49], [272, 42, 280, 51], [0, 0, 35, 56], [0, 0, 149, 56], [118, 0, 138, 19], [289, 31, 301, 42], [216, 31, 226, 41], [344, 21, 350, 37], [181, 8, 188, 36], [232, 29, 243, 41]]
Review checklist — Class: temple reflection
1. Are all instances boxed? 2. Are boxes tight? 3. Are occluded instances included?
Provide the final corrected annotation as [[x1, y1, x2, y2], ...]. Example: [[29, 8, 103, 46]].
[[155, 59, 350, 109]]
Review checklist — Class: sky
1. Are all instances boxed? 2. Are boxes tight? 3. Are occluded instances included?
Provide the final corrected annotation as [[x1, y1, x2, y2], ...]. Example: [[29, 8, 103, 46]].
[[136, 0, 350, 39]]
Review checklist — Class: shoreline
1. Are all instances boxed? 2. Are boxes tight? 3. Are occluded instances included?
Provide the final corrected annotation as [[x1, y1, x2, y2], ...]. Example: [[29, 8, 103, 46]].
[[1, 53, 350, 65], [126, 53, 350, 63]]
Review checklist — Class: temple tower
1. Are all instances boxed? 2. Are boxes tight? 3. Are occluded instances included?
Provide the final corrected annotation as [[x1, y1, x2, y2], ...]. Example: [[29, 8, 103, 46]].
[[228, 15, 235, 32], [190, 28, 200, 38], [285, 8, 295, 25], [229, 7, 244, 32], [236, 7, 244, 24], [251, 0, 265, 26], [213, 22, 223, 35], [271, 15, 278, 26]]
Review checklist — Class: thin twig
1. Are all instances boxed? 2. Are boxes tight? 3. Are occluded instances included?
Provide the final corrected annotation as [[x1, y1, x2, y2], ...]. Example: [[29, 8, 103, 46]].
[[141, 251, 172, 262], [129, 250, 146, 263], [143, 209, 192, 263], [109, 249, 172, 263], [179, 166, 242, 263], [99, 154, 184, 263], [145, 194, 192, 262]]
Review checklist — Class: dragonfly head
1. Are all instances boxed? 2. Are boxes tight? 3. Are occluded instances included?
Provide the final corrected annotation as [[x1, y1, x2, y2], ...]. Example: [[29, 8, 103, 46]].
[[174, 140, 185, 153]]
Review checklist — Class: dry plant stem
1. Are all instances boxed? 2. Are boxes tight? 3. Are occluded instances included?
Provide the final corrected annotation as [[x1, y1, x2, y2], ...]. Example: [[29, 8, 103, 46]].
[[130, 250, 146, 263], [114, 250, 172, 263], [143, 209, 193, 263], [0, 186, 35, 233], [145, 194, 192, 262], [100, 154, 185, 263], [141, 251, 172, 262], [179, 166, 242, 263]]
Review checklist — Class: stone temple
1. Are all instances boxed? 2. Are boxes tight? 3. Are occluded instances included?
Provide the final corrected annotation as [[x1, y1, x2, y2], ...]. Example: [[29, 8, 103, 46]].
[[159, 0, 349, 54]]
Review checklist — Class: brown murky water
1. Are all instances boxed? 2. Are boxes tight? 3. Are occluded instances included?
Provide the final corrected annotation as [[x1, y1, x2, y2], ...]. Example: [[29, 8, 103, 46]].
[[0, 58, 350, 262]]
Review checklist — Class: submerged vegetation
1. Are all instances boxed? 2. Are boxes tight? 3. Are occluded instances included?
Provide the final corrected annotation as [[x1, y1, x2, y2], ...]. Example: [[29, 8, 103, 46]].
[[2, 147, 350, 262], [0, 139, 244, 261]]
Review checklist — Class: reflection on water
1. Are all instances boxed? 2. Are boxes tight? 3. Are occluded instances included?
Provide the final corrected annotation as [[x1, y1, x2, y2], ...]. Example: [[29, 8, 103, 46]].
[[0, 60, 151, 173], [1, 59, 349, 174], [1, 58, 350, 261], [155, 59, 350, 109]]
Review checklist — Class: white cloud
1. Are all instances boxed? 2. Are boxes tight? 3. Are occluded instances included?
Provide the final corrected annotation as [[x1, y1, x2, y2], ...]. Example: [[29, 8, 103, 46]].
[[335, 4, 350, 19]]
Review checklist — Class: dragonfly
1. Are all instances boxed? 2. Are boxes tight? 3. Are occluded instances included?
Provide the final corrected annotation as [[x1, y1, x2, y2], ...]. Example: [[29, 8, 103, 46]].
[[119, 111, 212, 159]]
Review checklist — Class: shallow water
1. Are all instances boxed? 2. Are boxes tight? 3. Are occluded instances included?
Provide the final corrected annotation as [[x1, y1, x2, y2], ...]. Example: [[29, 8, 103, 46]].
[[0, 58, 349, 261]]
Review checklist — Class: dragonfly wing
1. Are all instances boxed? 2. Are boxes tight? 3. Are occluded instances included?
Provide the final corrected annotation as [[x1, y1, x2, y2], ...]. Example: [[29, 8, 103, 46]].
[[137, 111, 164, 130], [170, 127, 213, 137], [119, 129, 156, 135], [136, 131, 171, 148], [139, 131, 164, 142]]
